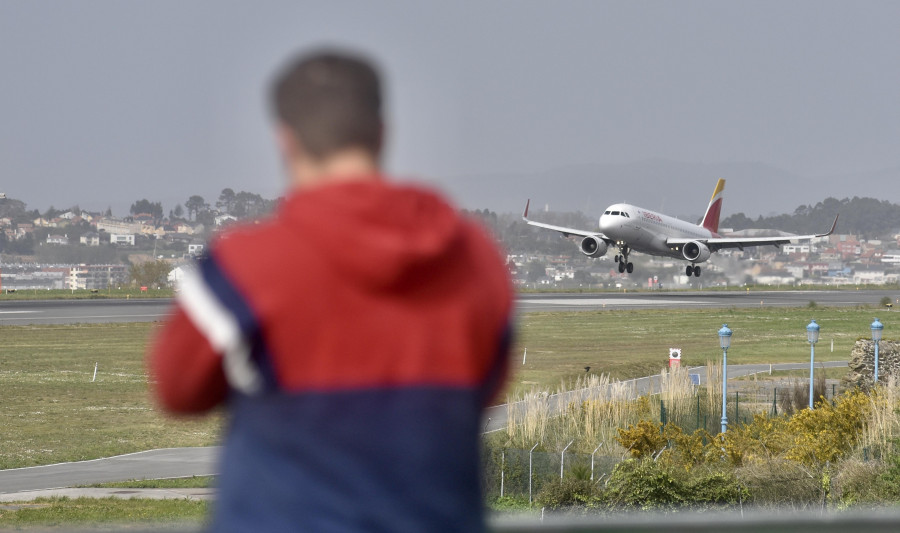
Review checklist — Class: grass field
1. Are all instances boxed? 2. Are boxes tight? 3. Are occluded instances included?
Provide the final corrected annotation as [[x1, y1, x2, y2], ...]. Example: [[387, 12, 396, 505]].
[[0, 288, 174, 300], [0, 304, 891, 470], [0, 322, 219, 470], [508, 305, 888, 397], [0, 497, 208, 529]]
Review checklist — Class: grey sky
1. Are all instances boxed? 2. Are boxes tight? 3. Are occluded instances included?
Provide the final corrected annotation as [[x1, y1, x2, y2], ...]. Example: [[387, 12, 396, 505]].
[[2, 1, 899, 217]]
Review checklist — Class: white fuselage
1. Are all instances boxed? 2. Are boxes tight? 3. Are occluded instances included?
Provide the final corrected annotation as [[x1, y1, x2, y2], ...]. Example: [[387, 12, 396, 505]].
[[598, 203, 715, 259]]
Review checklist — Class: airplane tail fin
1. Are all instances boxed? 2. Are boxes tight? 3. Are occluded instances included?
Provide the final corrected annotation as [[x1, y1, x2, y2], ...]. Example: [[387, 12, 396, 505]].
[[701, 179, 725, 233]]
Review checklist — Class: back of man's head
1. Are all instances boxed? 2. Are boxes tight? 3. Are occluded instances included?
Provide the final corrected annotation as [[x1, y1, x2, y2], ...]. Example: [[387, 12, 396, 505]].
[[271, 50, 383, 161]]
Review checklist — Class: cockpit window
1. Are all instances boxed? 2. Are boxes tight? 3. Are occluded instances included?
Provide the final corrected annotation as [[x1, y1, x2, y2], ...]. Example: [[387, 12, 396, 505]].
[[611, 211, 620, 216], [622, 212, 629, 217], [603, 211, 611, 215]]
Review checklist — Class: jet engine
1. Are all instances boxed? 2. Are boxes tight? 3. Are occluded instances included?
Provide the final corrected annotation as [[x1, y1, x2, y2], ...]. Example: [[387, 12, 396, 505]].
[[580, 236, 609, 258], [682, 241, 711, 263]]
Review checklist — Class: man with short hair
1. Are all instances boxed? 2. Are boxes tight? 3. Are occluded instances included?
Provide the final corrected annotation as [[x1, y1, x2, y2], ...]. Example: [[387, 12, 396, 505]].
[[149, 49, 512, 532]]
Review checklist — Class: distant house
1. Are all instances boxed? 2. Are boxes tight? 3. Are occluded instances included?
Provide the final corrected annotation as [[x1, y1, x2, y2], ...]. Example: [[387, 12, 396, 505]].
[[46, 234, 69, 245], [109, 233, 135, 246], [97, 218, 141, 235], [188, 243, 205, 256], [215, 214, 237, 226], [176, 223, 196, 235], [882, 251, 900, 265], [80, 232, 100, 246], [854, 269, 886, 284]]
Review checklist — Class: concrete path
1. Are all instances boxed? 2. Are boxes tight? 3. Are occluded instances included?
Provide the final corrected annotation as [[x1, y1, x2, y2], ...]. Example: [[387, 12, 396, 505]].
[[0, 447, 218, 495]]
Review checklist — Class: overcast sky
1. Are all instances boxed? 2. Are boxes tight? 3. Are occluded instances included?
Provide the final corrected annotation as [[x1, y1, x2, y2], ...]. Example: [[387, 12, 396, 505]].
[[2, 1, 899, 217]]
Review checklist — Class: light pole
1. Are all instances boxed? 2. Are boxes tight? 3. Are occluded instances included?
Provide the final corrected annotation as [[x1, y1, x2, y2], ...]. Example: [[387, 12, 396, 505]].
[[718, 324, 732, 434], [871, 318, 884, 384], [807, 319, 820, 409]]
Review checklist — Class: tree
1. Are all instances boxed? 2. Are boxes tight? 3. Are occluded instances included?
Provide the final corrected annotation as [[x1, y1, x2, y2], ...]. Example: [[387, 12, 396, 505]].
[[217, 188, 236, 214], [129, 199, 163, 219], [185, 195, 208, 221], [173, 204, 184, 219], [129, 260, 172, 289]]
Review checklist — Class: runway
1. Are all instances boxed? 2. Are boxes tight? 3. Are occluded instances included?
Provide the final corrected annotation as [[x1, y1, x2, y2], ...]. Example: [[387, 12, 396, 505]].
[[518, 289, 897, 312], [0, 298, 172, 325], [0, 289, 894, 325]]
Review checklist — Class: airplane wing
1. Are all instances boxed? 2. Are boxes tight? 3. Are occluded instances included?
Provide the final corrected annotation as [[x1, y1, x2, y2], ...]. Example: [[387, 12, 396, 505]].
[[667, 215, 839, 251], [522, 200, 610, 240]]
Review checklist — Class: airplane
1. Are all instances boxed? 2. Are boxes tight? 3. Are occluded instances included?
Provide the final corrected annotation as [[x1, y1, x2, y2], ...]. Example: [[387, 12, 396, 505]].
[[522, 178, 839, 278]]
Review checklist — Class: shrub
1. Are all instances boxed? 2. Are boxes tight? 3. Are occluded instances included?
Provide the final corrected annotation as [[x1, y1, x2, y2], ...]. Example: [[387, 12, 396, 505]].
[[687, 469, 748, 507], [736, 458, 821, 509], [787, 389, 869, 465], [832, 458, 887, 507], [603, 458, 684, 511], [536, 477, 596, 510], [616, 420, 665, 459]]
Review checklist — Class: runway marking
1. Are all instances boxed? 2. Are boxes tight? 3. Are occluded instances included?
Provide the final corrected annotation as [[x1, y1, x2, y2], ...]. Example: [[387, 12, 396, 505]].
[[0, 311, 38, 314], [518, 298, 699, 306]]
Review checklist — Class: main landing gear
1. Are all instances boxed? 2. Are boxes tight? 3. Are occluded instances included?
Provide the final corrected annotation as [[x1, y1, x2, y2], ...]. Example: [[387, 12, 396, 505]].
[[614, 248, 634, 274], [686, 264, 701, 277]]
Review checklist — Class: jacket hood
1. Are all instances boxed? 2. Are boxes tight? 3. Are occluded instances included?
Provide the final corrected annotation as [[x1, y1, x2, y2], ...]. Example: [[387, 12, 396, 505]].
[[282, 179, 464, 289]]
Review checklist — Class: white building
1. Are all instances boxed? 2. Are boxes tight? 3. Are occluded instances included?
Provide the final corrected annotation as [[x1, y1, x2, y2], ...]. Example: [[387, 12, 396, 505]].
[[110, 233, 135, 246], [881, 251, 900, 264], [782, 244, 811, 254], [80, 233, 100, 246]]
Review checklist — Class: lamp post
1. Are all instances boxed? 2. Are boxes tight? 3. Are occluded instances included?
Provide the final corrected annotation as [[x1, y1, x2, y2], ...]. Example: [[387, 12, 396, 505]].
[[871, 318, 884, 384], [718, 324, 732, 434], [807, 319, 820, 409]]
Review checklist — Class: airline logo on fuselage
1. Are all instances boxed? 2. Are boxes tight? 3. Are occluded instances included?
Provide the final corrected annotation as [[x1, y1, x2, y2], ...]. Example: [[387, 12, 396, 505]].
[[639, 210, 663, 223]]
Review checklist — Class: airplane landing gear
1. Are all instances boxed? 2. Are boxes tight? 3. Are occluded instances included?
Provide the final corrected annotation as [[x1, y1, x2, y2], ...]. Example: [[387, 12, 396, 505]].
[[616, 248, 633, 274], [686, 265, 701, 277]]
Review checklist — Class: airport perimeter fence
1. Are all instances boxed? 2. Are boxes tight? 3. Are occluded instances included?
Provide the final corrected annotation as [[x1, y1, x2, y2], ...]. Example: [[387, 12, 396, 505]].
[[481, 446, 619, 503], [657, 382, 843, 434], [484, 383, 849, 502]]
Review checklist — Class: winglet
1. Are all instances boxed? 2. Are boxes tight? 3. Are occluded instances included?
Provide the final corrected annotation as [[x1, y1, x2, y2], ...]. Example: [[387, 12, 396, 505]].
[[523, 199, 531, 220], [817, 214, 839, 238]]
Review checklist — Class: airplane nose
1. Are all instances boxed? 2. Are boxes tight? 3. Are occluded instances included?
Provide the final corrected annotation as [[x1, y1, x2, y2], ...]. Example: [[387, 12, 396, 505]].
[[599, 216, 612, 232]]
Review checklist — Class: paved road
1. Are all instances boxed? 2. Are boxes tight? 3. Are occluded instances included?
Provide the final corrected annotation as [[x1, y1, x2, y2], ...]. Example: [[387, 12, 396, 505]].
[[0, 448, 218, 494], [0, 298, 172, 325]]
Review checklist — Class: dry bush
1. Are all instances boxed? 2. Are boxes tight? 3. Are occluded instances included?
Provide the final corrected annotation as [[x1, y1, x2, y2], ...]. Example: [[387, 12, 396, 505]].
[[506, 389, 550, 448], [656, 365, 695, 423], [705, 359, 721, 422], [861, 376, 900, 459], [736, 458, 821, 509], [831, 458, 886, 506]]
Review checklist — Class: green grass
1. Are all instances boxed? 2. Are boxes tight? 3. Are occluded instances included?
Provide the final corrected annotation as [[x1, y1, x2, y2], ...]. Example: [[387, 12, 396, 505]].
[[508, 306, 886, 398], [0, 322, 220, 469], [83, 476, 215, 489], [0, 305, 887, 469], [0, 288, 174, 300], [0, 497, 207, 529]]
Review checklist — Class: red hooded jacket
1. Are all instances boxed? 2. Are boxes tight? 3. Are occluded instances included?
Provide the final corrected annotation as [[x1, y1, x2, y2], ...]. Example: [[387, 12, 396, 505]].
[[149, 178, 512, 532]]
